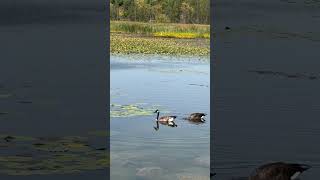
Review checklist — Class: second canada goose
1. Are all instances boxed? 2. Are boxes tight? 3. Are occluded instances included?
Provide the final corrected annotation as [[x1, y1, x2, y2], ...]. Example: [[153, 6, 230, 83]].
[[249, 162, 311, 180], [185, 113, 206, 122], [154, 109, 177, 122]]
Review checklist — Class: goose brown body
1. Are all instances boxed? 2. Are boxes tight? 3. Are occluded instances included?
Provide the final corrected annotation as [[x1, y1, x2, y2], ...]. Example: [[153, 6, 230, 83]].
[[184, 113, 206, 122], [158, 116, 177, 122], [249, 162, 311, 180], [154, 110, 177, 122]]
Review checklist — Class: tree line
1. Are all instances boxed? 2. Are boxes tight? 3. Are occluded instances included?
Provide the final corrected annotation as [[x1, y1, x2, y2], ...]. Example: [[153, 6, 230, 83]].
[[110, 0, 210, 24]]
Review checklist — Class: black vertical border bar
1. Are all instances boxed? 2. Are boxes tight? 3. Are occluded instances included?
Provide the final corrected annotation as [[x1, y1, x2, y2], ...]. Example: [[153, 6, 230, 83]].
[[210, 0, 216, 177], [106, 0, 110, 179]]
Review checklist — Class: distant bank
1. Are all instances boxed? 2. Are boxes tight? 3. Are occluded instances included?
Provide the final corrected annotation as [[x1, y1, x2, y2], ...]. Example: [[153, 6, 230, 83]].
[[110, 21, 210, 56]]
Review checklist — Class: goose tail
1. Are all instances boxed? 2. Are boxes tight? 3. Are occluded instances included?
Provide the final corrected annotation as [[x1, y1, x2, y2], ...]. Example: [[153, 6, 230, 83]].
[[296, 163, 311, 171]]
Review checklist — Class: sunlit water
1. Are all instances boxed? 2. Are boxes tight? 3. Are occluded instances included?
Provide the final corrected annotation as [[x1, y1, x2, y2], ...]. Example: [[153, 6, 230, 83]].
[[110, 55, 210, 180]]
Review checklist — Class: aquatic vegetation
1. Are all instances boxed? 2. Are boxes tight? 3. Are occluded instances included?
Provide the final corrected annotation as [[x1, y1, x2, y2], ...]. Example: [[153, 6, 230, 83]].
[[111, 21, 210, 38], [110, 104, 155, 118], [154, 32, 210, 39], [111, 34, 209, 56], [0, 134, 109, 175], [110, 103, 169, 118], [0, 135, 36, 142]]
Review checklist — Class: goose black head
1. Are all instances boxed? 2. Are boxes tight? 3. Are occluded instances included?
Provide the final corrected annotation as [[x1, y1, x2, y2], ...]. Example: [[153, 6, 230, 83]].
[[154, 109, 159, 113]]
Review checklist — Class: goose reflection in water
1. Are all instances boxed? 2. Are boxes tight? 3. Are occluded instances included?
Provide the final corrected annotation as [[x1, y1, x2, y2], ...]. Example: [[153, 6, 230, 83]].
[[153, 120, 178, 131]]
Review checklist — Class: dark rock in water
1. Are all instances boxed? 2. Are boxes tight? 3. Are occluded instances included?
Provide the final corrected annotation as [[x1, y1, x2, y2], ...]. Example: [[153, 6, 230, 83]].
[[225, 26, 231, 30]]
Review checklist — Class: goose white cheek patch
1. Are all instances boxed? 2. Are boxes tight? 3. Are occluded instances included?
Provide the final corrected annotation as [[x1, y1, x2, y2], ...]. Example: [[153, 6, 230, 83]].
[[291, 172, 301, 180]]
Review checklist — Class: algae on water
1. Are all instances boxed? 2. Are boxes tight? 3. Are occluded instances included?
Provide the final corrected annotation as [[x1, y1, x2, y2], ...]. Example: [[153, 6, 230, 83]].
[[110, 103, 167, 118], [0, 134, 109, 175]]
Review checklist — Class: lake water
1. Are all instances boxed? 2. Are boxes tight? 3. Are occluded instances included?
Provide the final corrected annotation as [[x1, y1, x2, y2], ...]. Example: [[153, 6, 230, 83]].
[[213, 0, 320, 179], [0, 2, 107, 179], [110, 55, 210, 180]]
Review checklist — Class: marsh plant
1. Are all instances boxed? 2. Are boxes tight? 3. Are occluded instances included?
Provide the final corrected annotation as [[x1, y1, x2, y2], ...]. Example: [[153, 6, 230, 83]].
[[0, 134, 108, 175]]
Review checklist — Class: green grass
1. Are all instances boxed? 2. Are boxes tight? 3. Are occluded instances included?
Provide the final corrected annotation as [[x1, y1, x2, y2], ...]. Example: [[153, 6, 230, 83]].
[[111, 21, 210, 39]]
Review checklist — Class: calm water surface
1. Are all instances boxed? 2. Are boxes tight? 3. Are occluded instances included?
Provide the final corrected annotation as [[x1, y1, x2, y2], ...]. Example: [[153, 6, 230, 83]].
[[214, 0, 320, 179], [0, 2, 107, 179], [111, 55, 210, 180]]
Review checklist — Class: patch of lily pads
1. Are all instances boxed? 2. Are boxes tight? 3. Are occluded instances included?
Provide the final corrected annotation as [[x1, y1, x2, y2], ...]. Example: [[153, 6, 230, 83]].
[[111, 34, 210, 56], [0, 134, 109, 175], [110, 103, 167, 118]]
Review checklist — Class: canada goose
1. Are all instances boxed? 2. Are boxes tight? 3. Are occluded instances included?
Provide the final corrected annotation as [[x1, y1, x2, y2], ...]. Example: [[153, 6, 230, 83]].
[[249, 162, 311, 180], [154, 109, 177, 122], [184, 113, 206, 122], [153, 120, 177, 131]]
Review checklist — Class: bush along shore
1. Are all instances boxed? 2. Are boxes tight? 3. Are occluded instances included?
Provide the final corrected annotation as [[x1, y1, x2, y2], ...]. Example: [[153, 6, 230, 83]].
[[110, 21, 210, 56]]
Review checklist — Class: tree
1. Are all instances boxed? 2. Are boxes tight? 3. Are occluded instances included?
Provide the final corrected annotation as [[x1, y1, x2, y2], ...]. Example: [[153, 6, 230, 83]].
[[180, 1, 193, 23], [110, 0, 209, 24]]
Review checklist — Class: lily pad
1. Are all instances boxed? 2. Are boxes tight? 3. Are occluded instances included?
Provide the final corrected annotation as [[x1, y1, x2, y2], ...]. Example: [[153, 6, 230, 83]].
[[110, 104, 162, 118]]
